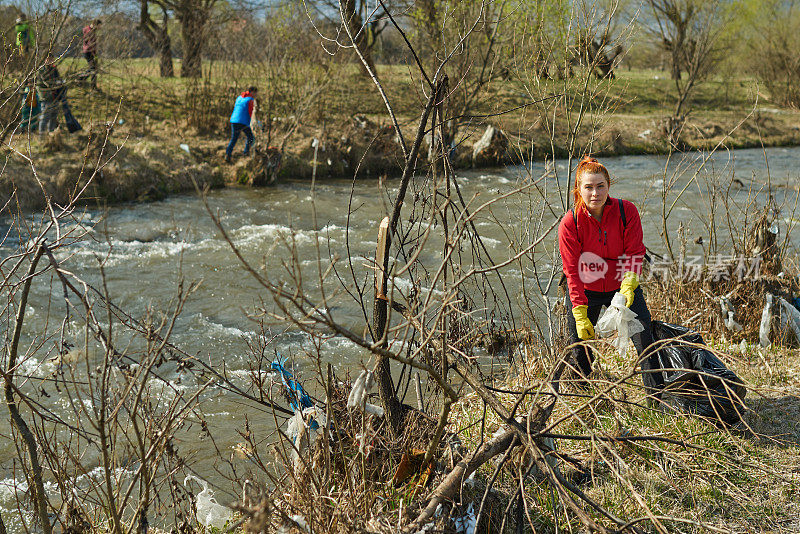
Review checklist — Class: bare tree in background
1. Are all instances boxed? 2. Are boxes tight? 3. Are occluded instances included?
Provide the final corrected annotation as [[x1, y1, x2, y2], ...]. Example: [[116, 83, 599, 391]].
[[643, 0, 731, 143], [138, 0, 174, 77], [306, 0, 386, 78], [745, 0, 800, 107]]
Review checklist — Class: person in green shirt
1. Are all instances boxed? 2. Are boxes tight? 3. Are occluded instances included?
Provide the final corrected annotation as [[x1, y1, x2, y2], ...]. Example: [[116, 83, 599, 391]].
[[15, 16, 35, 56]]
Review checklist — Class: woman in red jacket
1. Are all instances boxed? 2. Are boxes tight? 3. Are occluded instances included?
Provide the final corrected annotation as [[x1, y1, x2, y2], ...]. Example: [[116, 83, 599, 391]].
[[558, 156, 662, 394]]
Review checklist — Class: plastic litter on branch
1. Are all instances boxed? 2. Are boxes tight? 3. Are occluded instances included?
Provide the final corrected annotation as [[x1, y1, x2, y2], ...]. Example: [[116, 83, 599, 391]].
[[777, 296, 800, 343], [183, 475, 233, 529], [595, 292, 644, 356], [286, 406, 328, 444], [347, 370, 384, 417], [759, 294, 774, 348], [271, 357, 328, 466], [718, 294, 743, 332]]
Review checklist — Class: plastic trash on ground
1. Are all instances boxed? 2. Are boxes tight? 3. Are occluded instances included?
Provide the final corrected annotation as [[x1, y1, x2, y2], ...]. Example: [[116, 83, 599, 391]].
[[651, 321, 747, 425], [453, 502, 477, 534], [595, 292, 644, 356], [184, 475, 232, 529], [759, 294, 774, 347], [718, 295, 743, 332]]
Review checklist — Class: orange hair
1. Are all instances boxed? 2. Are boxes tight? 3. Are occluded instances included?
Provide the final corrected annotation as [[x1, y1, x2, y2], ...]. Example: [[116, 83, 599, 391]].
[[573, 156, 610, 211]]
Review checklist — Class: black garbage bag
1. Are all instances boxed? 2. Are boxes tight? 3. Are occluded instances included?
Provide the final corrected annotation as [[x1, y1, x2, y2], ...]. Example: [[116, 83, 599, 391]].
[[650, 321, 746, 424], [54, 87, 82, 133]]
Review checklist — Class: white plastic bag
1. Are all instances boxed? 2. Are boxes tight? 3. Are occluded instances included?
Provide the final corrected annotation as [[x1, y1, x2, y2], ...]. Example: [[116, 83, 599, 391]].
[[595, 292, 644, 356], [184, 475, 232, 529], [759, 294, 773, 348], [347, 370, 384, 417], [777, 297, 800, 343], [719, 295, 743, 332]]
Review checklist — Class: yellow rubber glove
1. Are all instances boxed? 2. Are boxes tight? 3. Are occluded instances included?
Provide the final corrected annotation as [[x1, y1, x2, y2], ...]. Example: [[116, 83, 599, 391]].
[[620, 271, 639, 307], [572, 305, 595, 340]]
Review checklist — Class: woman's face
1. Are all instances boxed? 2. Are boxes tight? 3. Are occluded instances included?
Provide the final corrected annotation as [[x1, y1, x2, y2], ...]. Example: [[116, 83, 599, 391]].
[[579, 172, 609, 214]]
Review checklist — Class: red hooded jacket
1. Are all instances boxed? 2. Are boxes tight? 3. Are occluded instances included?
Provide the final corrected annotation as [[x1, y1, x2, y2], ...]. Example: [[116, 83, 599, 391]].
[[558, 196, 646, 307]]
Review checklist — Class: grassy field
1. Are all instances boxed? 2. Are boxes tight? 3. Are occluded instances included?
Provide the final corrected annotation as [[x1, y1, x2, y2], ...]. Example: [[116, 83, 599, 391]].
[[3, 57, 800, 208], [51, 58, 798, 148]]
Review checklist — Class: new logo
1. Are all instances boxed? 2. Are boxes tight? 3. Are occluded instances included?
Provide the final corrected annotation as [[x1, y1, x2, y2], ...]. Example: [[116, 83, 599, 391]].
[[578, 252, 608, 283]]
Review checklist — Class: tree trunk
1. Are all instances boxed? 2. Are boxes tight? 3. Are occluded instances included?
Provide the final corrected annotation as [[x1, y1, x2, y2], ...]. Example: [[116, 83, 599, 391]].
[[139, 1, 174, 78], [156, 8, 174, 77], [373, 217, 403, 434], [341, 0, 376, 76], [157, 29, 174, 77], [178, 9, 205, 78]]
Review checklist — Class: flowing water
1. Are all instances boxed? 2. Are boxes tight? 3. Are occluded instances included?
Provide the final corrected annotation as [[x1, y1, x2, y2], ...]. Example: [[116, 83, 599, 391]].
[[1, 147, 799, 526]]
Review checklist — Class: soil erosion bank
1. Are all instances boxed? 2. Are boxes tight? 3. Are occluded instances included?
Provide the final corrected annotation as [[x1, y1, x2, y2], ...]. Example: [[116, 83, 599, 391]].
[[3, 109, 800, 211]]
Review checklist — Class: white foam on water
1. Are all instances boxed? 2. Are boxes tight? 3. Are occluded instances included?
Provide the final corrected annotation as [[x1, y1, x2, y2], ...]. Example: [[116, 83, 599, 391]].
[[18, 355, 57, 378], [0, 477, 28, 502], [69, 239, 191, 267], [319, 224, 342, 234], [232, 223, 313, 246], [72, 465, 136, 488], [228, 368, 277, 381], [143, 377, 194, 401], [392, 276, 445, 297], [192, 313, 255, 341], [320, 336, 360, 353]]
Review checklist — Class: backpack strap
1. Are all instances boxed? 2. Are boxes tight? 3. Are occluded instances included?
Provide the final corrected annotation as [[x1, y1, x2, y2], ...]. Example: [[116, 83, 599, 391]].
[[618, 198, 652, 264], [570, 208, 581, 244]]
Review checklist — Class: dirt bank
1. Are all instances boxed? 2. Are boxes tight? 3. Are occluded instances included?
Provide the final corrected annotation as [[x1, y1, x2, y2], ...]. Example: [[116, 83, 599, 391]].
[[3, 109, 800, 211], [1, 127, 224, 211]]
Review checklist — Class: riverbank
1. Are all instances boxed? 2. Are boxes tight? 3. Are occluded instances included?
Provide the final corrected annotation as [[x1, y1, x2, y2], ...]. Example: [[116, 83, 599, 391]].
[[4, 108, 800, 211], [3, 61, 800, 210]]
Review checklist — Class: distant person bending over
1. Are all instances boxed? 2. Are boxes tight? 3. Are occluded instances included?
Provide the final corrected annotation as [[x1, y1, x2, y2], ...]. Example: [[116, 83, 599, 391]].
[[15, 16, 35, 56], [38, 56, 62, 133], [225, 86, 258, 163], [38, 55, 82, 134], [558, 156, 663, 399], [82, 19, 101, 89]]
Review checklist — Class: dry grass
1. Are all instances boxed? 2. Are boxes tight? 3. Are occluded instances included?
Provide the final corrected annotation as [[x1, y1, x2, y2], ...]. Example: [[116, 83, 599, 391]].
[[258, 267, 800, 533], [34, 59, 800, 159], [440, 290, 800, 533]]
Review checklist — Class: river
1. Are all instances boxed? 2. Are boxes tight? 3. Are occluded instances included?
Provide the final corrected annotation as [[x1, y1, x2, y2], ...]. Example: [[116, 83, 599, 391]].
[[1, 147, 799, 528]]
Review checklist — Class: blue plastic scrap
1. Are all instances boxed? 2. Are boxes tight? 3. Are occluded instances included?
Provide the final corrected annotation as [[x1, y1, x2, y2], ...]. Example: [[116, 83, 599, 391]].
[[271, 358, 313, 412], [793, 297, 800, 312]]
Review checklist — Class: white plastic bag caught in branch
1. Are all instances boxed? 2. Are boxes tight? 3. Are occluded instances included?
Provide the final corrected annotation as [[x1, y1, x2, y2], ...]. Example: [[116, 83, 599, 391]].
[[347, 370, 384, 417], [184, 475, 233, 529], [347, 371, 368, 408], [719, 295, 743, 332], [759, 294, 773, 348], [777, 297, 800, 343], [595, 292, 644, 357]]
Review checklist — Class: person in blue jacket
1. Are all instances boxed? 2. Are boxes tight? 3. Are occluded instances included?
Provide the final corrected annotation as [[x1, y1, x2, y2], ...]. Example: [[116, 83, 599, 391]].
[[225, 86, 258, 162]]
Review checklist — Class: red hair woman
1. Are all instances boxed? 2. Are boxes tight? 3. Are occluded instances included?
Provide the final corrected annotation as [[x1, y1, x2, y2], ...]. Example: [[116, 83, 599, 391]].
[[558, 156, 662, 396]]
